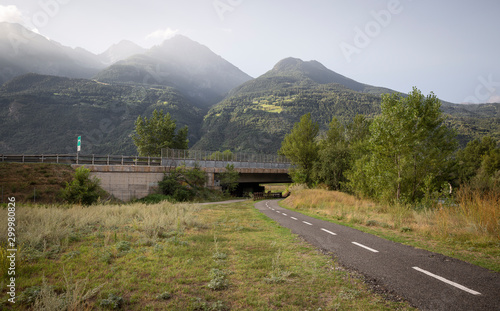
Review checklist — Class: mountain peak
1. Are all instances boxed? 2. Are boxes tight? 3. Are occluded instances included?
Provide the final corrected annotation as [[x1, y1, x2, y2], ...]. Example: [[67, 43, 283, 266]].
[[99, 40, 145, 65], [266, 57, 366, 91]]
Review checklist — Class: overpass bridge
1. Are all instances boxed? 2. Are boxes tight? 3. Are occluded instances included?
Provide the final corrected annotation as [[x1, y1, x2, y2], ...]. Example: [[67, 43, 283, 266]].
[[1, 150, 292, 201]]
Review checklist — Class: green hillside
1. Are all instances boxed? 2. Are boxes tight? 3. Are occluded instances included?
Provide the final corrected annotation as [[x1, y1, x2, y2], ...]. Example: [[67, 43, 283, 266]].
[[195, 58, 499, 153], [0, 74, 203, 155], [0, 60, 498, 156], [194, 82, 382, 153]]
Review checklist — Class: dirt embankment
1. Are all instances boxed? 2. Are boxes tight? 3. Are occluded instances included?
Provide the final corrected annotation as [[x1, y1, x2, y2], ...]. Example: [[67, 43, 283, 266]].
[[0, 163, 75, 204]]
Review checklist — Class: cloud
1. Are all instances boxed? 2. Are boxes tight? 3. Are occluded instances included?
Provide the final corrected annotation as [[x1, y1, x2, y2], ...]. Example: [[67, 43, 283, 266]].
[[488, 94, 500, 103], [146, 28, 179, 41], [0, 5, 24, 24]]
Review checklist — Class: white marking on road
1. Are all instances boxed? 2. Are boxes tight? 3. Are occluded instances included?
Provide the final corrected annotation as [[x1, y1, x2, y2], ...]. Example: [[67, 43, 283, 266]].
[[276, 211, 281, 213], [352, 242, 379, 253], [412, 267, 481, 295], [282, 213, 287, 216], [302, 221, 313, 226], [321, 228, 337, 236], [291, 217, 298, 220]]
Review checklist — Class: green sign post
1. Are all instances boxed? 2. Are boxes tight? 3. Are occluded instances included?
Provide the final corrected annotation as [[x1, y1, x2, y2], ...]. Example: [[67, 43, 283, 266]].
[[77, 136, 81, 152]]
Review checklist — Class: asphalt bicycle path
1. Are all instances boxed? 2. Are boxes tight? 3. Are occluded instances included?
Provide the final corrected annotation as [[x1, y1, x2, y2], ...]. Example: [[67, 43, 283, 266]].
[[255, 199, 500, 311]]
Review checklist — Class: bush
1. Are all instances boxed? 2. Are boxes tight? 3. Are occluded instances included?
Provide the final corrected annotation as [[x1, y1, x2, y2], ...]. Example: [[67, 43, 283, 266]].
[[60, 166, 105, 205], [158, 166, 206, 202], [134, 194, 172, 204]]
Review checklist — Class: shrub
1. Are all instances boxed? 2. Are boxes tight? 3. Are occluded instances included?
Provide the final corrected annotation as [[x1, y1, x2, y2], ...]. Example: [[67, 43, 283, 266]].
[[158, 166, 206, 202], [60, 166, 105, 205]]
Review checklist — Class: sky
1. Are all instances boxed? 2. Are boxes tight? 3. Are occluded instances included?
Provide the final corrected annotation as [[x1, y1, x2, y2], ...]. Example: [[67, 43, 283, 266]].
[[0, 0, 499, 104]]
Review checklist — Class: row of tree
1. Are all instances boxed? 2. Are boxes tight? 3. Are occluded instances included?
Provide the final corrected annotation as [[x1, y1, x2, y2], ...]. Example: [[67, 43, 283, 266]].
[[280, 88, 500, 205]]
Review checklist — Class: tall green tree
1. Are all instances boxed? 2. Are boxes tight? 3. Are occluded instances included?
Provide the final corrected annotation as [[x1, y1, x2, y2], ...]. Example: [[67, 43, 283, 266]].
[[314, 117, 350, 190], [132, 109, 188, 156], [349, 88, 457, 203], [279, 113, 319, 186], [456, 136, 497, 184], [315, 115, 371, 190]]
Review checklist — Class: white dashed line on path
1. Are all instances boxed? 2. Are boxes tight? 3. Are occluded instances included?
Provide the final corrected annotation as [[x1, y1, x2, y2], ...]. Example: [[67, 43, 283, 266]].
[[352, 242, 379, 253], [302, 221, 313, 226], [412, 267, 481, 296], [320, 228, 337, 236], [291, 217, 298, 220]]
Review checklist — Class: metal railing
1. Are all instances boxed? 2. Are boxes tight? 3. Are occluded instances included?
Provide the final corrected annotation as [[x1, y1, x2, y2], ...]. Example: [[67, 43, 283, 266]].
[[162, 149, 290, 163], [161, 149, 291, 169], [0, 154, 162, 166], [1, 150, 292, 169]]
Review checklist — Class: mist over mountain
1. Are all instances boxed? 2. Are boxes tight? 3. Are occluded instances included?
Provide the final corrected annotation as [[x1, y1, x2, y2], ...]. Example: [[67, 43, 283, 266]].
[[0, 22, 105, 85], [98, 40, 146, 65], [94, 35, 253, 107]]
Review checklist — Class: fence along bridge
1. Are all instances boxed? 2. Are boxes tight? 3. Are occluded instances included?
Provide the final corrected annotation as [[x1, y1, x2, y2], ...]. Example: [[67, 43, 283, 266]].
[[1, 149, 292, 201]]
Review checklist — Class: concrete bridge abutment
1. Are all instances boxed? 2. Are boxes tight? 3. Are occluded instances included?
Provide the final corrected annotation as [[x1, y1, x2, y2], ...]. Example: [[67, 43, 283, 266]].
[[73, 165, 291, 202]]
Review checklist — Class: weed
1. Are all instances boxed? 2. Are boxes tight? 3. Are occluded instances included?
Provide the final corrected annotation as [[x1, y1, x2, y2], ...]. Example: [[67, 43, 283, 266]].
[[207, 268, 232, 290], [19, 285, 42, 305], [366, 220, 379, 226], [212, 236, 227, 263], [26, 274, 104, 310], [338, 288, 361, 300], [156, 291, 172, 300], [191, 298, 229, 311], [63, 251, 81, 260], [99, 251, 113, 264], [115, 241, 131, 252], [264, 249, 292, 284], [99, 293, 124, 309], [166, 236, 188, 246]]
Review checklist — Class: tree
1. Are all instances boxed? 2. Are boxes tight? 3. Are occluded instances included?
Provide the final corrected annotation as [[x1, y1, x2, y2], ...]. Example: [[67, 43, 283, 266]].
[[456, 136, 497, 184], [315, 115, 371, 190], [314, 117, 350, 190], [349, 88, 457, 203], [158, 165, 207, 202], [61, 166, 105, 205], [132, 109, 188, 156], [279, 113, 319, 186], [218, 164, 239, 193]]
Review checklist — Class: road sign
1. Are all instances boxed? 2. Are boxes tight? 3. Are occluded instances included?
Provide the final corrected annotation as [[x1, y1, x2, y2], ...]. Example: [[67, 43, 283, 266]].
[[77, 136, 81, 152]]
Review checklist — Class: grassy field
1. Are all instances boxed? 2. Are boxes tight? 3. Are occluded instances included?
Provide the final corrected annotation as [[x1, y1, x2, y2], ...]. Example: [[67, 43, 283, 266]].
[[281, 187, 500, 272], [0, 201, 415, 310]]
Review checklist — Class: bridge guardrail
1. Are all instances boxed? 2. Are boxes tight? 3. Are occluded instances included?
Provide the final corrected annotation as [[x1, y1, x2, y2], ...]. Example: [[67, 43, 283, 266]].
[[1, 151, 292, 170], [0, 154, 163, 166]]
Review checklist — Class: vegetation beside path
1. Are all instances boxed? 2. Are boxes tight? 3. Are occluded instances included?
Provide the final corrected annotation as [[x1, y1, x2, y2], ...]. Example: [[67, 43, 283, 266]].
[[0, 200, 415, 310], [281, 187, 500, 272]]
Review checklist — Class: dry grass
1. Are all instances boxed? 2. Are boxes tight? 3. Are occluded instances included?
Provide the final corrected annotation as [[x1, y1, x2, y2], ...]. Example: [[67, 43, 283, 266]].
[[283, 186, 499, 241], [282, 187, 500, 271], [0, 202, 202, 252]]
